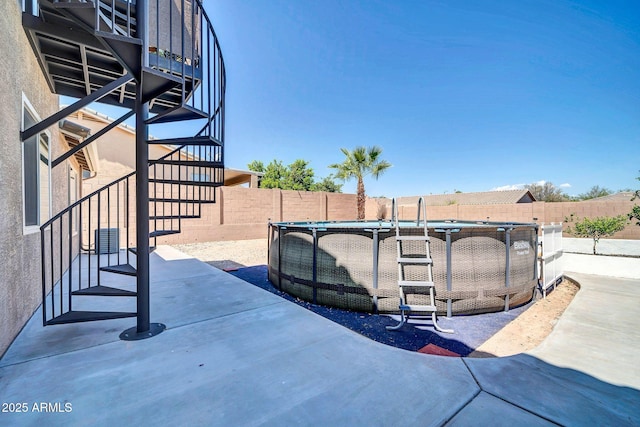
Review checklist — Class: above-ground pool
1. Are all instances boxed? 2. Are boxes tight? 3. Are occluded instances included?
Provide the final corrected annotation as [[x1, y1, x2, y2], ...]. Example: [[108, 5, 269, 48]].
[[268, 220, 539, 315]]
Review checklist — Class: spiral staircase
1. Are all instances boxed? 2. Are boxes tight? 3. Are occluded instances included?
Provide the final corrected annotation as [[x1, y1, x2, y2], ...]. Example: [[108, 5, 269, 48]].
[[21, 0, 225, 339]]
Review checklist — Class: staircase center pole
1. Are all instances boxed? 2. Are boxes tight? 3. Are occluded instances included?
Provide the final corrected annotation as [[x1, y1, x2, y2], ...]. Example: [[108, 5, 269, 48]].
[[135, 87, 152, 333], [121, 0, 165, 341]]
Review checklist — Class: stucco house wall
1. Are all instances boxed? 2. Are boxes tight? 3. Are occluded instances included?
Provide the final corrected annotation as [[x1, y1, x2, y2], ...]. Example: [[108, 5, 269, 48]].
[[0, 1, 81, 357]]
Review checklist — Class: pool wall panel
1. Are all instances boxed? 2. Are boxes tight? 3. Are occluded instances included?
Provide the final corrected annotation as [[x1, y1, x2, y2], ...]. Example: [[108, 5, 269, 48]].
[[268, 221, 538, 315]]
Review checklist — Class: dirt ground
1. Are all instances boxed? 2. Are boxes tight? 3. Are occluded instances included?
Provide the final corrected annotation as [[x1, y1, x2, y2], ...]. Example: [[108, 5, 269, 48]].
[[173, 239, 579, 357], [174, 239, 268, 271], [468, 278, 579, 357]]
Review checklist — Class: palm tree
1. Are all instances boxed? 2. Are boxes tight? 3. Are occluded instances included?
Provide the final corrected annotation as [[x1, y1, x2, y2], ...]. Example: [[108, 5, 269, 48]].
[[329, 146, 391, 220]]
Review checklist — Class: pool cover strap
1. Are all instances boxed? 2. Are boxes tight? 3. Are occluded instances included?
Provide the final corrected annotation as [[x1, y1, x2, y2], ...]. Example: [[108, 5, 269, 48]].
[[275, 270, 398, 298], [273, 269, 527, 300], [482, 285, 531, 298]]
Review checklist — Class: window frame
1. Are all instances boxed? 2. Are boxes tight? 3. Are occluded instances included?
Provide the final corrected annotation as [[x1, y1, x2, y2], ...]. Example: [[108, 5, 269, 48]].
[[21, 94, 52, 234]]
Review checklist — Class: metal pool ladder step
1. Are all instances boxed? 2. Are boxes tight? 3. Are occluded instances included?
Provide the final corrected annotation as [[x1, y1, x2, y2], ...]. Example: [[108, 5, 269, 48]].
[[386, 197, 453, 334]]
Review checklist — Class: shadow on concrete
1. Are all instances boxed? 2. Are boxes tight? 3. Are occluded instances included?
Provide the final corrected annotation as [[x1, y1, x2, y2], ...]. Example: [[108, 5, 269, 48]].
[[462, 353, 640, 426], [1, 248, 639, 425], [231, 265, 534, 357], [204, 259, 247, 271]]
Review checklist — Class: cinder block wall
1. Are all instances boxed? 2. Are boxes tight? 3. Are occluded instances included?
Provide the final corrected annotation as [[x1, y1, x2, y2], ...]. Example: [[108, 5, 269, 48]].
[[386, 198, 639, 239], [158, 190, 639, 244], [158, 187, 358, 244]]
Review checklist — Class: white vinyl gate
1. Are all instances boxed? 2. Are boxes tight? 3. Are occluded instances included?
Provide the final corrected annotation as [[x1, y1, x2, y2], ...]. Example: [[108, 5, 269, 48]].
[[540, 223, 563, 297]]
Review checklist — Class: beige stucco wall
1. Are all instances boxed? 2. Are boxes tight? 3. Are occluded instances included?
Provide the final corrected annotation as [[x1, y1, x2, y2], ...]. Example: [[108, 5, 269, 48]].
[[0, 1, 76, 357]]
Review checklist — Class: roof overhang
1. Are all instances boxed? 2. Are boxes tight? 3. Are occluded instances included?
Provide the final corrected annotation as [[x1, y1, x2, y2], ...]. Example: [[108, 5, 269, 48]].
[[224, 168, 262, 187], [59, 120, 98, 173]]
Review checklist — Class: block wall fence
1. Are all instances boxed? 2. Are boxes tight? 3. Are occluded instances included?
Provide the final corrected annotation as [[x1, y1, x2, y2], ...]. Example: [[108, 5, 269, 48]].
[[152, 187, 640, 244]]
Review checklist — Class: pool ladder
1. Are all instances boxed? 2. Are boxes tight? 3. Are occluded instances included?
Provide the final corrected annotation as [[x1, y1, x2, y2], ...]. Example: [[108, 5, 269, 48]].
[[386, 197, 453, 333]]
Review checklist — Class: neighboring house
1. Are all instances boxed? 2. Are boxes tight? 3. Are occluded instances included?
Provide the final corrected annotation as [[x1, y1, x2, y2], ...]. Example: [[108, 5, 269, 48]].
[[584, 192, 635, 203], [65, 107, 257, 248], [68, 108, 260, 193], [398, 190, 536, 207]]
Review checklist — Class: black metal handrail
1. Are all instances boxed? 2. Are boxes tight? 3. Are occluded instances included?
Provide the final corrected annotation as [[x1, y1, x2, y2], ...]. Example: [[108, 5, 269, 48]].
[[56, 0, 225, 142], [39, 135, 223, 324], [40, 171, 135, 325], [147, 0, 226, 143]]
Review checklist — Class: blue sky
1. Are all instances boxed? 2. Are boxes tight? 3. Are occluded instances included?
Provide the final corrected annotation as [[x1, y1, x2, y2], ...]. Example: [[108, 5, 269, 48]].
[[91, 0, 640, 197]]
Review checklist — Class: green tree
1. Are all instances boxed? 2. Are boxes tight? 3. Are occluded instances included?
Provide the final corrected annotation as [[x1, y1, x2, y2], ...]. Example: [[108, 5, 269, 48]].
[[525, 181, 568, 202], [630, 173, 640, 226], [565, 215, 628, 255], [248, 159, 322, 191], [630, 205, 640, 226], [247, 160, 265, 173], [329, 146, 391, 220], [283, 159, 315, 191], [577, 185, 612, 200], [312, 175, 343, 193], [260, 160, 288, 189]]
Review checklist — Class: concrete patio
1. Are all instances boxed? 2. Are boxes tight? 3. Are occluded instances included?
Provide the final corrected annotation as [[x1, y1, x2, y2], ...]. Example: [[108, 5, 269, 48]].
[[1, 246, 639, 426]]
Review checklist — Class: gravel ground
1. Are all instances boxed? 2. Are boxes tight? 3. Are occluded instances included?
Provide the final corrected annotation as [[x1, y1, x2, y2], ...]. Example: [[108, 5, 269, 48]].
[[172, 239, 577, 357]]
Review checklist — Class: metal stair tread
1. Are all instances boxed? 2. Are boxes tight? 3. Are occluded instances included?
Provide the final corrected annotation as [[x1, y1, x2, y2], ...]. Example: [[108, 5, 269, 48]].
[[399, 304, 437, 312], [46, 310, 137, 325], [147, 135, 222, 147], [99, 264, 137, 276], [148, 178, 222, 187], [149, 197, 217, 204], [150, 230, 180, 238], [72, 285, 136, 297], [397, 257, 432, 264], [398, 280, 434, 287], [396, 235, 430, 241], [145, 104, 207, 124], [150, 159, 224, 168], [150, 215, 200, 220], [94, 30, 142, 45], [141, 66, 182, 104]]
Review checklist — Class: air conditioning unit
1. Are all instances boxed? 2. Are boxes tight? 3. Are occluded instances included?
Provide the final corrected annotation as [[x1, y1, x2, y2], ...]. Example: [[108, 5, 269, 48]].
[[95, 228, 119, 254]]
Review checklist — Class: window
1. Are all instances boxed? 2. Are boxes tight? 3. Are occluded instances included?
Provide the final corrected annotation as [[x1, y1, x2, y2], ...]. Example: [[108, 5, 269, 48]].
[[22, 96, 51, 231]]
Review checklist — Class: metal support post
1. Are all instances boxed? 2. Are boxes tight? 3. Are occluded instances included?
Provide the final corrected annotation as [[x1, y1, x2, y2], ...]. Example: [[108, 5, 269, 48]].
[[533, 226, 539, 292], [446, 229, 453, 318], [312, 228, 318, 304], [277, 228, 284, 290], [121, 0, 164, 340], [504, 228, 512, 312], [372, 229, 379, 313]]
